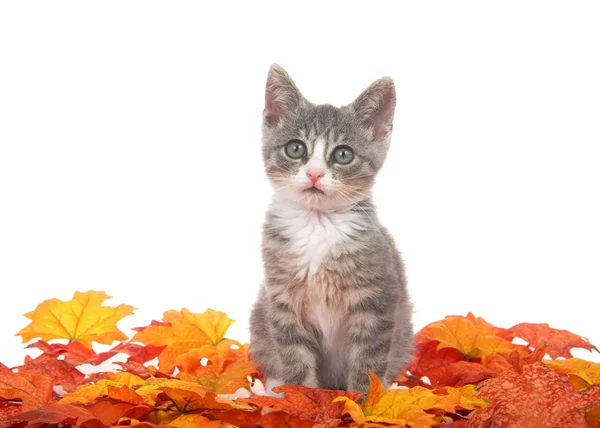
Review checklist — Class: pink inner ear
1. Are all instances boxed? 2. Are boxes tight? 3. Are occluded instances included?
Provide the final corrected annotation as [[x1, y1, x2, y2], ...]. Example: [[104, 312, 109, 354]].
[[370, 91, 395, 142], [264, 65, 302, 127], [265, 93, 285, 127]]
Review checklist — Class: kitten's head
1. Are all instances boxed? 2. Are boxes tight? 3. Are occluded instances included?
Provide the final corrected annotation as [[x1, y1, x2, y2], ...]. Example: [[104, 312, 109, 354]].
[[262, 64, 396, 211]]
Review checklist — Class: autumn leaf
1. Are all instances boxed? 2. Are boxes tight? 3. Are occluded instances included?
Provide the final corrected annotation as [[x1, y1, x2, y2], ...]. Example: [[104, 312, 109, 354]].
[[216, 408, 315, 428], [15, 354, 85, 392], [480, 347, 547, 376], [6, 403, 104, 428], [544, 358, 600, 390], [17, 290, 135, 349], [0, 362, 53, 412], [5, 291, 600, 428], [131, 308, 239, 373], [241, 383, 362, 425], [467, 362, 600, 427], [156, 379, 253, 413], [417, 313, 527, 359], [25, 340, 118, 366], [110, 342, 165, 364], [58, 372, 146, 405], [336, 372, 487, 427], [421, 361, 499, 388], [509, 322, 599, 359], [176, 342, 258, 393], [83, 400, 153, 426]]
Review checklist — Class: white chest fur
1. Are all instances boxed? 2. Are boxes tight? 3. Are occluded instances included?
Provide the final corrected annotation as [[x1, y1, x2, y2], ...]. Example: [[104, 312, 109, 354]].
[[270, 199, 365, 354], [270, 199, 364, 277]]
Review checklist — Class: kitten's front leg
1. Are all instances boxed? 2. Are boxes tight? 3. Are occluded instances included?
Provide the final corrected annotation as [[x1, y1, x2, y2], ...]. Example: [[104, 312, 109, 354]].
[[270, 302, 319, 388], [346, 310, 394, 393]]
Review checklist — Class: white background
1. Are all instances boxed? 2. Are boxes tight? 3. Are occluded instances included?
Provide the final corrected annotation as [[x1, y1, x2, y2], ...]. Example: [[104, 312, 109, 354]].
[[1, 1, 599, 369]]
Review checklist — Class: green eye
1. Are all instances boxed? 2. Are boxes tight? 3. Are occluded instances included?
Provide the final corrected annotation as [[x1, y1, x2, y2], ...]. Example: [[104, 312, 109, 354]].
[[333, 146, 354, 164], [285, 140, 306, 159]]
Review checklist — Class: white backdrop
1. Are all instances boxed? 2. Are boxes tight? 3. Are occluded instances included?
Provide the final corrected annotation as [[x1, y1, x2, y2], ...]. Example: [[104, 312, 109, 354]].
[[1, 1, 599, 368]]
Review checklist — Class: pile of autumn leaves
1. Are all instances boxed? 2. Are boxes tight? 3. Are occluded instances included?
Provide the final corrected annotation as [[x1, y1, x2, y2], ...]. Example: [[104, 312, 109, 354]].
[[1, 291, 600, 428]]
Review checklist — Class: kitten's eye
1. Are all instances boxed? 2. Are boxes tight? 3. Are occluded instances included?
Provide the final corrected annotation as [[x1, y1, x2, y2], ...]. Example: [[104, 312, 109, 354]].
[[332, 146, 354, 165], [285, 140, 306, 159]]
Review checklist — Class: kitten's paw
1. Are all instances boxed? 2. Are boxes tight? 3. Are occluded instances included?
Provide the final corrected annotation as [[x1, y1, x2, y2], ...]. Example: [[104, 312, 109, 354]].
[[257, 378, 285, 398]]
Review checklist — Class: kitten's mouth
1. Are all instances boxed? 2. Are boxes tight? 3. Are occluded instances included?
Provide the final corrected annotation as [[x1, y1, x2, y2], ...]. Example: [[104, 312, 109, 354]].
[[303, 187, 325, 195]]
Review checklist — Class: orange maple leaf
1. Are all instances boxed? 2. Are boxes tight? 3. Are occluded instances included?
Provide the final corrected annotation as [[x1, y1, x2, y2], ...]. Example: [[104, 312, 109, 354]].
[[58, 372, 146, 405], [417, 312, 527, 359], [241, 383, 362, 425], [509, 322, 599, 359], [176, 342, 259, 393], [467, 362, 600, 427], [0, 363, 53, 413], [6, 403, 104, 427], [131, 308, 239, 373], [17, 290, 135, 350]]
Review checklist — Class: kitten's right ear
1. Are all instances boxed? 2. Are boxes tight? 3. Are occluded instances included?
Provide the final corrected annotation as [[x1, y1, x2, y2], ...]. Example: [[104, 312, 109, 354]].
[[264, 64, 304, 127]]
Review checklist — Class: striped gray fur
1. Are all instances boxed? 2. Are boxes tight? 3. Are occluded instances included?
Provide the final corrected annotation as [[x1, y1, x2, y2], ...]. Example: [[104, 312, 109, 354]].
[[249, 64, 413, 393]]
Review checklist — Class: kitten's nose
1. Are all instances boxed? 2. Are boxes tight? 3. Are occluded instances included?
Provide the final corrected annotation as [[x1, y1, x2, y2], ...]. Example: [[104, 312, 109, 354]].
[[307, 170, 324, 185]]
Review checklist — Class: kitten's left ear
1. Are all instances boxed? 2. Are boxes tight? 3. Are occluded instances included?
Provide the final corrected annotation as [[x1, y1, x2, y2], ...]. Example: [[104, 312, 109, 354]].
[[352, 77, 396, 142]]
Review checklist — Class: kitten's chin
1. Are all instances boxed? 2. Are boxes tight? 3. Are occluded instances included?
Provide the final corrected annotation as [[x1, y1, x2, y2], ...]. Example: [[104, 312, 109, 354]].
[[275, 190, 359, 212]]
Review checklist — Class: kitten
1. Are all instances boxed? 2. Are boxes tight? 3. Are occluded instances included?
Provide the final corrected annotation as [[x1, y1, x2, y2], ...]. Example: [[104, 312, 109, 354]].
[[249, 64, 413, 394]]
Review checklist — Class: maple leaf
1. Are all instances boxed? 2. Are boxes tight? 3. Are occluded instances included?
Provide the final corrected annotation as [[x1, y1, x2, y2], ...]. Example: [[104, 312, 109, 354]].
[[144, 410, 223, 427], [58, 372, 146, 405], [156, 379, 253, 413], [545, 358, 600, 390], [176, 342, 259, 393], [216, 408, 316, 428], [241, 383, 362, 425], [417, 313, 527, 359], [421, 361, 499, 388], [509, 322, 599, 359], [83, 400, 153, 426], [0, 363, 53, 413], [25, 340, 118, 366], [110, 342, 165, 364], [14, 354, 85, 392], [480, 347, 547, 376], [409, 340, 466, 378], [336, 372, 487, 427], [131, 308, 239, 373], [6, 403, 104, 428], [17, 290, 135, 349], [467, 362, 600, 427]]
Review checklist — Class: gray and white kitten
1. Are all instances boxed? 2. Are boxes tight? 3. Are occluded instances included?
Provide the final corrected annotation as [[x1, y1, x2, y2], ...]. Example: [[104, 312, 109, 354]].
[[249, 64, 413, 394]]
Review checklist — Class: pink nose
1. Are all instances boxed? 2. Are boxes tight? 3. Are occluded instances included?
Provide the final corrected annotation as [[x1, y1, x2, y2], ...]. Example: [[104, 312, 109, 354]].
[[307, 170, 324, 185]]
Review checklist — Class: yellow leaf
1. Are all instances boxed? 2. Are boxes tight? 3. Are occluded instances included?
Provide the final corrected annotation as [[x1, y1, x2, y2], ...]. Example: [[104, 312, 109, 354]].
[[336, 373, 488, 427], [59, 374, 145, 405], [169, 414, 223, 427], [17, 290, 135, 349], [545, 358, 600, 390], [131, 308, 236, 373], [418, 313, 525, 358]]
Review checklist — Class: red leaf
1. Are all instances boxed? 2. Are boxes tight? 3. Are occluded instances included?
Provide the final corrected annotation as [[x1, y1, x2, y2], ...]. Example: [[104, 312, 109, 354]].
[[241, 384, 362, 424], [215, 408, 315, 428], [26, 340, 117, 366], [15, 354, 84, 392], [0, 363, 52, 412], [110, 343, 165, 364], [467, 362, 600, 427], [509, 323, 599, 359], [7, 403, 104, 428], [424, 361, 499, 388]]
